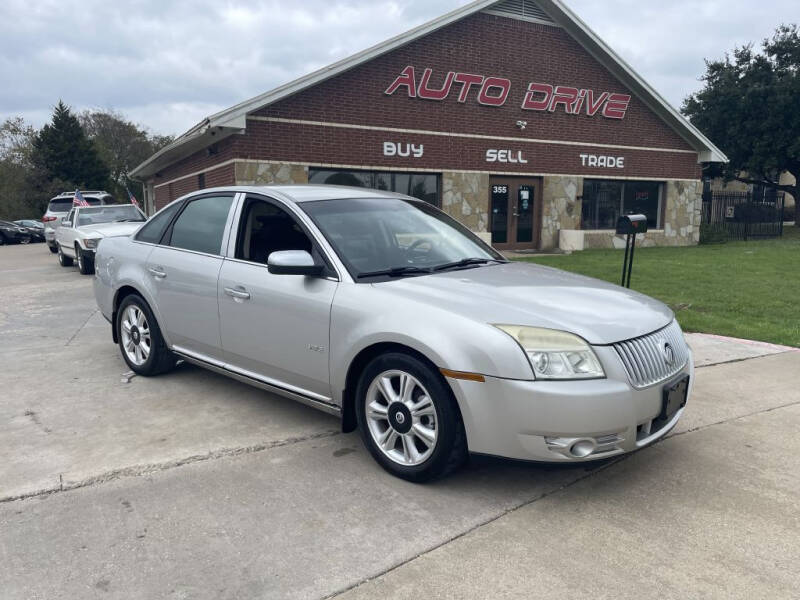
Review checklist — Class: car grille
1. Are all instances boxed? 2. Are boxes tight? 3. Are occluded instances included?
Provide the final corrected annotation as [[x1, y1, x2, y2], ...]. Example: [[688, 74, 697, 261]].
[[613, 320, 690, 388]]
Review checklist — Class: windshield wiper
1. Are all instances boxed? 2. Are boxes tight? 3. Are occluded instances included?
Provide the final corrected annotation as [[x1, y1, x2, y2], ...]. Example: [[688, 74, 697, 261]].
[[432, 257, 507, 272], [356, 266, 433, 279]]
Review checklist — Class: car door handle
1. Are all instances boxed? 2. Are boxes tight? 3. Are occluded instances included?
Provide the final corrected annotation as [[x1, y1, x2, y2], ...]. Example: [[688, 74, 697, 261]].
[[148, 266, 167, 279], [224, 286, 251, 300]]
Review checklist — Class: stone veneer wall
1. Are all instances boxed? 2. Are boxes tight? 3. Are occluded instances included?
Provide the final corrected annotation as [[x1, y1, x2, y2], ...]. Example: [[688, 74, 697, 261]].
[[441, 172, 490, 232], [541, 176, 582, 249], [581, 179, 702, 249], [235, 161, 309, 185]]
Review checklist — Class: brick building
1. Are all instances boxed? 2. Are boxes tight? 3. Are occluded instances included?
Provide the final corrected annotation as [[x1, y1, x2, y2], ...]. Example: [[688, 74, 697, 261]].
[[131, 0, 727, 251]]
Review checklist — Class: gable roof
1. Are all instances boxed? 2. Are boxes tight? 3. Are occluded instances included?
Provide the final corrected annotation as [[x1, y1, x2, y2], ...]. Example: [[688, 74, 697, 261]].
[[132, 0, 727, 179]]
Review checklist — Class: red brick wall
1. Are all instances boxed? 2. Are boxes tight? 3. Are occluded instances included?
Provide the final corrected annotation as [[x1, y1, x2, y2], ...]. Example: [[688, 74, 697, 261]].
[[255, 13, 695, 151], [238, 119, 699, 180], [153, 162, 235, 209], [150, 12, 702, 208]]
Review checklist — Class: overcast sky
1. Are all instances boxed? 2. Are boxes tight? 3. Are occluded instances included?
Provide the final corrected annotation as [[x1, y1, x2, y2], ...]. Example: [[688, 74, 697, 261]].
[[1, 0, 794, 136]]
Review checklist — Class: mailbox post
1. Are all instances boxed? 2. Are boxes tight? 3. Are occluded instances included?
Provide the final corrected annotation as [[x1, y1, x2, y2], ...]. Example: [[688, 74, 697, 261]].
[[616, 214, 648, 288]]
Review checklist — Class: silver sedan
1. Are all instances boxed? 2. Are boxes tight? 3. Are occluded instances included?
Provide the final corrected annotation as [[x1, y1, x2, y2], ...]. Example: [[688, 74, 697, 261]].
[[93, 185, 692, 481]]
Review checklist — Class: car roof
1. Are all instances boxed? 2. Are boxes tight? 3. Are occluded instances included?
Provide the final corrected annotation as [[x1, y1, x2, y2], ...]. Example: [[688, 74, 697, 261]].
[[185, 184, 412, 204], [50, 191, 111, 199], [76, 203, 137, 210]]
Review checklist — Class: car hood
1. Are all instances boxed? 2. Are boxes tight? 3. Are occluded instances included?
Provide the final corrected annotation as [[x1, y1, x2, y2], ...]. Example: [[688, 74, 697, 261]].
[[77, 222, 143, 238], [376, 262, 673, 345]]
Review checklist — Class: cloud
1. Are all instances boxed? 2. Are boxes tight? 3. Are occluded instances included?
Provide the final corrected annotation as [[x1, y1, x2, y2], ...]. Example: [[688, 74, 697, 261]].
[[0, 0, 794, 135]]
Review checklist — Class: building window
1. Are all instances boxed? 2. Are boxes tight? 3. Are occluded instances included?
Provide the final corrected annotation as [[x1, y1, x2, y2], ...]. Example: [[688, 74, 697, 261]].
[[198, 172, 206, 190], [308, 168, 440, 206], [581, 179, 663, 230]]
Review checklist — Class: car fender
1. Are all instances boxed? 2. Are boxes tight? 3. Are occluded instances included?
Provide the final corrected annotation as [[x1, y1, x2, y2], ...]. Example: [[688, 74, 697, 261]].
[[329, 283, 534, 406]]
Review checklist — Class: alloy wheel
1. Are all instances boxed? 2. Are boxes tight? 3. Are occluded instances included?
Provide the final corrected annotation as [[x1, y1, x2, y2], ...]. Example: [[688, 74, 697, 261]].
[[120, 304, 152, 366], [365, 369, 438, 466]]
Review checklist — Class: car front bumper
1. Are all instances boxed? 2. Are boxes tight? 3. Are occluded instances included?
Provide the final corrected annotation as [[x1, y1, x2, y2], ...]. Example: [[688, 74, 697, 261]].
[[446, 346, 693, 462]]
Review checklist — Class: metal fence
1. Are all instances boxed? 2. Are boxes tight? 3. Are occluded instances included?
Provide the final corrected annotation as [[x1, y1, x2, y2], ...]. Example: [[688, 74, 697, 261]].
[[701, 190, 785, 241]]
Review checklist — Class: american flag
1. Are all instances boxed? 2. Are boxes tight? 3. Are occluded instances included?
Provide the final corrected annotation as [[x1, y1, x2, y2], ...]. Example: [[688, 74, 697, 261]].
[[126, 186, 140, 209], [73, 189, 90, 207]]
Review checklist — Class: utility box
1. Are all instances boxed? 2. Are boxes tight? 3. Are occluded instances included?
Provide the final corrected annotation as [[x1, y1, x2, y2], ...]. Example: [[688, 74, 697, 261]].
[[616, 214, 648, 235]]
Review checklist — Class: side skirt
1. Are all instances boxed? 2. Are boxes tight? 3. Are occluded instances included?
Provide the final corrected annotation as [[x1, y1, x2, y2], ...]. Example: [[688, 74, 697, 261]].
[[173, 350, 342, 418]]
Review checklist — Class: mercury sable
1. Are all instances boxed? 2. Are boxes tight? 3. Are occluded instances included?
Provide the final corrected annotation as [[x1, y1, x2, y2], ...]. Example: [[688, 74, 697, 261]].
[[93, 186, 692, 481]]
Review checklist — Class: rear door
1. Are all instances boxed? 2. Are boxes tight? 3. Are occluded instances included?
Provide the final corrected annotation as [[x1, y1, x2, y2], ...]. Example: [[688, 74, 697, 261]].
[[218, 195, 338, 401], [58, 209, 78, 254], [145, 193, 237, 363]]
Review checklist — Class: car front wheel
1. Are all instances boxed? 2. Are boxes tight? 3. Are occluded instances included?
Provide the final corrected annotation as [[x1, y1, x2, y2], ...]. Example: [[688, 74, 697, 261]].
[[76, 245, 94, 275], [355, 352, 467, 482], [116, 294, 176, 376], [57, 244, 73, 267], [48, 244, 58, 254]]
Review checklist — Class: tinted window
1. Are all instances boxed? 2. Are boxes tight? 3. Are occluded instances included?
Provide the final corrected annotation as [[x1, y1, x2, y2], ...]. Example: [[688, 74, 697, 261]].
[[136, 202, 181, 244], [48, 198, 74, 212], [235, 199, 311, 264], [308, 169, 440, 206], [168, 196, 233, 255], [582, 180, 663, 230]]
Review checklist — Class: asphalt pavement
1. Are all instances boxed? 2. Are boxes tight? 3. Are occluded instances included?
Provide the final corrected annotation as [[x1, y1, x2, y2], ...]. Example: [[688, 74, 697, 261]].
[[1, 243, 798, 599]]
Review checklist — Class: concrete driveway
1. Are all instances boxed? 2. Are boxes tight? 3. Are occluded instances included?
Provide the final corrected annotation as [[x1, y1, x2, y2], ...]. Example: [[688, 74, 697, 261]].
[[1, 243, 798, 599]]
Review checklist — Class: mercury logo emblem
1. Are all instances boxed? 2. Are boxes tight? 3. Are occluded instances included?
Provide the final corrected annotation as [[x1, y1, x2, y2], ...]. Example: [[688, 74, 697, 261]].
[[395, 412, 406, 425], [662, 341, 675, 366]]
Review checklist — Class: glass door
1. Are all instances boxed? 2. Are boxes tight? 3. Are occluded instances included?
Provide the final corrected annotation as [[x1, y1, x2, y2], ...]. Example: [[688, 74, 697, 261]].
[[489, 177, 540, 250]]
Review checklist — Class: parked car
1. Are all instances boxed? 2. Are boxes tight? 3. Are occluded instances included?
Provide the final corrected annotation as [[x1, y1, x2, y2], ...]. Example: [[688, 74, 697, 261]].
[[56, 204, 146, 274], [14, 220, 46, 243], [0, 220, 31, 245], [93, 186, 692, 481], [42, 190, 114, 253]]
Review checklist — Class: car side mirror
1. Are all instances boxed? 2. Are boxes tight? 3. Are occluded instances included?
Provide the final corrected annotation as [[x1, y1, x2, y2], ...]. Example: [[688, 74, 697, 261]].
[[61, 219, 72, 227], [267, 250, 324, 276]]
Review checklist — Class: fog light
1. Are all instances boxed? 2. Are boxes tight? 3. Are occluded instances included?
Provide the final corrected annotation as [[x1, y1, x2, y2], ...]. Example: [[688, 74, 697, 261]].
[[569, 439, 596, 458]]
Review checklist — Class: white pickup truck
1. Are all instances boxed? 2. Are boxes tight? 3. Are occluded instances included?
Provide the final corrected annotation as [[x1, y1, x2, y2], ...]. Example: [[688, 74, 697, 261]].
[[56, 204, 147, 274]]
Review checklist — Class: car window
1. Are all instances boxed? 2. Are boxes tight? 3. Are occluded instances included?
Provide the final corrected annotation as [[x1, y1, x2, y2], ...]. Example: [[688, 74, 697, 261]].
[[167, 195, 234, 255], [75, 205, 145, 226], [66, 209, 76, 225], [301, 198, 499, 277], [48, 198, 73, 213], [235, 198, 312, 264], [135, 202, 181, 244]]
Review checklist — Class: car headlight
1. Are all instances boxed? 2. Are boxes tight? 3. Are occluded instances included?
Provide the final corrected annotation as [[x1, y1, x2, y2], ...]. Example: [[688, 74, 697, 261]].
[[495, 325, 605, 380], [83, 238, 101, 249]]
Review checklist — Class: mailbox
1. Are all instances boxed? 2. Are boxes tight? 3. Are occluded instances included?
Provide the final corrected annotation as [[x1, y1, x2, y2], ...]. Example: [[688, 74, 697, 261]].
[[616, 214, 647, 288], [616, 214, 648, 235]]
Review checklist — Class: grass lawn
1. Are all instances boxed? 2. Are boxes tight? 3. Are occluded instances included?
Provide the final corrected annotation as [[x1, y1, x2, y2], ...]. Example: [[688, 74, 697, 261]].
[[516, 226, 800, 347]]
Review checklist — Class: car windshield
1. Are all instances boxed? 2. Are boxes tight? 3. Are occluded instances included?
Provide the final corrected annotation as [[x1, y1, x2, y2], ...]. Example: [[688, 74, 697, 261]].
[[300, 197, 504, 280], [77, 206, 145, 227]]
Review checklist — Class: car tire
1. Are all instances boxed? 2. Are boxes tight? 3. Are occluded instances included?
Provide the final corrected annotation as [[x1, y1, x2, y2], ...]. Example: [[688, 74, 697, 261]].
[[355, 352, 468, 482], [57, 244, 73, 267], [116, 294, 176, 376], [48, 244, 58, 253], [76, 245, 94, 275], [0, 233, 5, 245]]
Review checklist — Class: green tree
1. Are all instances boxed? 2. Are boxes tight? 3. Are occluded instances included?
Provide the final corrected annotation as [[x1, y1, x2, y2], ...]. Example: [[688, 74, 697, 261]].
[[682, 24, 800, 206], [0, 117, 38, 219], [30, 101, 110, 194], [79, 109, 173, 201]]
